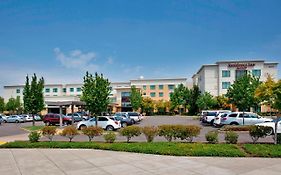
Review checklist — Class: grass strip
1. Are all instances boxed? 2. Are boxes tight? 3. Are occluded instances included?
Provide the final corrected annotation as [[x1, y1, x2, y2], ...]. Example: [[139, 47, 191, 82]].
[[243, 144, 281, 157], [0, 141, 245, 157], [22, 126, 46, 131]]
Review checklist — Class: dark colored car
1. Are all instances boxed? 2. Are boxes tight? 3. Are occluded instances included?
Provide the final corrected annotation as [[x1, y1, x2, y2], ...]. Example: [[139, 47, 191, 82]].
[[0, 116, 2, 125], [110, 114, 133, 127], [66, 113, 83, 122], [43, 113, 72, 126]]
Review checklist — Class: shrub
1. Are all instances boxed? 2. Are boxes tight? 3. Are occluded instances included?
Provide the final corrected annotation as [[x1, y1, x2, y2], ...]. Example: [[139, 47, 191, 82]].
[[60, 126, 79, 142], [222, 125, 252, 132], [82, 126, 103, 142], [158, 125, 176, 142], [103, 131, 116, 143], [225, 131, 239, 144], [41, 126, 57, 141], [28, 131, 41, 143], [142, 126, 158, 142], [205, 131, 219, 144], [176, 125, 201, 143], [249, 125, 272, 143], [119, 125, 141, 142]]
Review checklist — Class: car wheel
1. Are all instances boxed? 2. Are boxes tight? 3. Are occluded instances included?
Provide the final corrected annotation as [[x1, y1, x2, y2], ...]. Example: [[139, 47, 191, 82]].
[[210, 119, 214, 126], [15, 120, 19, 123], [79, 125, 87, 130], [131, 120, 135, 124], [106, 125, 114, 131], [265, 128, 274, 136], [122, 122, 127, 127], [4, 120, 7, 123], [230, 122, 239, 125], [45, 121, 50, 126]]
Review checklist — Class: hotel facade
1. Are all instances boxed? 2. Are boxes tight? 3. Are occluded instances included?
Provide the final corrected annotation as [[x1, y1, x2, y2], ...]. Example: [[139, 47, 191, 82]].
[[3, 78, 189, 114], [192, 60, 279, 112]]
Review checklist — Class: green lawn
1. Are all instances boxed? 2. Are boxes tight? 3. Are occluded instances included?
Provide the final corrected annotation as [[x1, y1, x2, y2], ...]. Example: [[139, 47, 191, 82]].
[[0, 141, 245, 157], [22, 125, 46, 131], [244, 144, 281, 157]]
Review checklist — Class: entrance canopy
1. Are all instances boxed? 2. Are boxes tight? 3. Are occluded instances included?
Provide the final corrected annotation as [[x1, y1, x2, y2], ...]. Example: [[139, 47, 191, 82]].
[[45, 101, 86, 107]]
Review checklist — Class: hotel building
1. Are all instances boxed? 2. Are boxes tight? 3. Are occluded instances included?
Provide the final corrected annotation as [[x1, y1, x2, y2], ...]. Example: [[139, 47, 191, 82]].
[[3, 77, 189, 114], [192, 60, 279, 112]]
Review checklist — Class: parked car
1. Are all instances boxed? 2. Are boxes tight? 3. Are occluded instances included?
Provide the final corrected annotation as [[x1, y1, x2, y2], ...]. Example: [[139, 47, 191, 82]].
[[0, 115, 8, 123], [66, 113, 83, 122], [5, 115, 25, 123], [77, 116, 121, 131], [116, 112, 141, 124], [201, 110, 231, 125], [221, 112, 272, 126], [110, 113, 133, 127], [255, 118, 281, 135], [43, 113, 72, 126], [34, 114, 42, 121], [76, 111, 89, 120], [21, 114, 33, 122], [213, 112, 230, 127], [0, 116, 3, 125]]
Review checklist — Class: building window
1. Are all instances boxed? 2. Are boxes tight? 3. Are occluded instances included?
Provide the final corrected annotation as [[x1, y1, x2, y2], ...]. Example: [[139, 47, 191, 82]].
[[150, 92, 156, 97], [252, 69, 261, 77], [45, 88, 50, 93], [222, 82, 231, 89], [63, 88, 66, 93], [235, 70, 247, 80], [16, 89, 20, 93], [222, 70, 230, 77], [143, 85, 146, 90], [70, 88, 74, 92], [53, 88, 58, 93], [159, 92, 164, 97], [77, 87, 81, 92], [168, 85, 175, 90], [150, 85, 155, 90], [159, 85, 163, 90]]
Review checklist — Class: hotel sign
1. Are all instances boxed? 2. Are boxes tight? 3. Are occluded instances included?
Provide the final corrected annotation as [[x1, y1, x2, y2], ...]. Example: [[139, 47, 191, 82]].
[[228, 63, 255, 70]]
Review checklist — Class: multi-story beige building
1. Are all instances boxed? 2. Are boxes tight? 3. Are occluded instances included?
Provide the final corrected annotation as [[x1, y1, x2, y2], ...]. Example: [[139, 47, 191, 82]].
[[3, 77, 190, 114], [192, 60, 279, 112]]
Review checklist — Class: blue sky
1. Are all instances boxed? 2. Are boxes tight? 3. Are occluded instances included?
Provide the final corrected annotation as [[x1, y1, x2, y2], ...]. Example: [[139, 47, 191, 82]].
[[0, 0, 281, 95]]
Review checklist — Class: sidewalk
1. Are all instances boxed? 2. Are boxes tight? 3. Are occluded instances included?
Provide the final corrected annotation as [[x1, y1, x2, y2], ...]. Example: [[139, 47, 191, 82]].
[[0, 149, 280, 175]]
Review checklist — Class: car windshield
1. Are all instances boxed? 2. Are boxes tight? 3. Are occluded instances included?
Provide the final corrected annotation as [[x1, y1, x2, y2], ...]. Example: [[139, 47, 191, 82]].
[[128, 113, 139, 116], [207, 112, 217, 116]]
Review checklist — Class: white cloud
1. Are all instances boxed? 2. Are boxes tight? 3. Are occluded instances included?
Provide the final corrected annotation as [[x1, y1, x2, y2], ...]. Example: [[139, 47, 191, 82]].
[[54, 48, 98, 71]]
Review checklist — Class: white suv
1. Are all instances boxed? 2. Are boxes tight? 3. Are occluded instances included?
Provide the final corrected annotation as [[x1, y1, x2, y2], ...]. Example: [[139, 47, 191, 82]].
[[202, 110, 231, 125], [221, 112, 272, 126], [77, 116, 121, 131]]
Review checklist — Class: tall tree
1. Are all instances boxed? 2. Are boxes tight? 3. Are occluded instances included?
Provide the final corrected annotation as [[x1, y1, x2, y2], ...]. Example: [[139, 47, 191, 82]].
[[255, 75, 275, 117], [141, 97, 154, 116], [81, 72, 111, 126], [0, 96, 5, 113], [23, 74, 45, 126], [130, 85, 142, 111], [170, 84, 189, 114], [155, 100, 166, 115], [188, 85, 200, 115], [196, 92, 217, 111], [226, 74, 261, 125], [272, 80, 281, 144]]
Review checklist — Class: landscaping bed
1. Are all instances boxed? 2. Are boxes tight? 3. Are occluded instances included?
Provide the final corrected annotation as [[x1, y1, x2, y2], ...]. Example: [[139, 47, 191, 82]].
[[243, 144, 281, 157]]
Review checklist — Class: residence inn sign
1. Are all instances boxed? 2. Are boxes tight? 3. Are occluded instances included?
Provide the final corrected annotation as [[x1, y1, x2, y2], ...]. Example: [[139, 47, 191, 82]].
[[228, 63, 255, 70]]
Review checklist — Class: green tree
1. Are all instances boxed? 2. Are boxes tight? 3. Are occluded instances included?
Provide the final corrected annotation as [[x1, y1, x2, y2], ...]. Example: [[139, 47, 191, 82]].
[[272, 80, 281, 144], [81, 72, 111, 126], [6, 97, 20, 114], [141, 97, 154, 116], [170, 84, 189, 114], [188, 85, 200, 115], [23, 74, 45, 126], [226, 74, 261, 125], [130, 85, 142, 111], [155, 100, 166, 115], [15, 96, 23, 114], [214, 95, 231, 110], [255, 75, 275, 117], [196, 92, 217, 111], [0, 96, 5, 113]]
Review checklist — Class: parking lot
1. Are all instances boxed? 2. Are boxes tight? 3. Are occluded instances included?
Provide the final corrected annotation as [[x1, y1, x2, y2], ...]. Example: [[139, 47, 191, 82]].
[[0, 116, 275, 143]]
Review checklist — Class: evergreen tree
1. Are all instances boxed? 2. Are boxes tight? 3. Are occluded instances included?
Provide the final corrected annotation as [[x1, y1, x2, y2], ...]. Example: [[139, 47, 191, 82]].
[[0, 96, 5, 113], [188, 85, 200, 115]]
